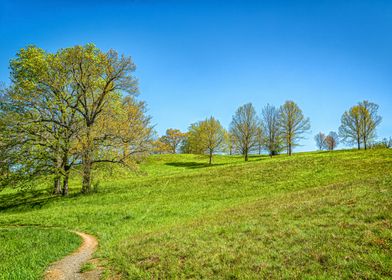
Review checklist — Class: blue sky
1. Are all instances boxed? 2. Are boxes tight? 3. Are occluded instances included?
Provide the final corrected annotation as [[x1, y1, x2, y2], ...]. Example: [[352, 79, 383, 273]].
[[1, 0, 391, 151]]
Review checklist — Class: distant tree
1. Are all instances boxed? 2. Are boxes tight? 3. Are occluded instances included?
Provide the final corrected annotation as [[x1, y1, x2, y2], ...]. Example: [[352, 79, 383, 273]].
[[256, 126, 264, 155], [188, 117, 226, 164], [278, 101, 310, 156], [187, 123, 205, 154], [325, 131, 339, 151], [226, 131, 237, 155], [358, 101, 382, 150], [160, 129, 186, 154], [230, 103, 259, 161], [261, 104, 283, 156], [339, 105, 362, 149], [339, 101, 381, 150], [179, 132, 191, 154], [153, 139, 171, 154], [370, 137, 392, 149], [314, 132, 326, 150]]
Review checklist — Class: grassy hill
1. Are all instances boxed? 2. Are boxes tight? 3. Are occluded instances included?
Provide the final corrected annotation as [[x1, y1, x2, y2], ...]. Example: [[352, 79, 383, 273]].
[[0, 149, 391, 279]]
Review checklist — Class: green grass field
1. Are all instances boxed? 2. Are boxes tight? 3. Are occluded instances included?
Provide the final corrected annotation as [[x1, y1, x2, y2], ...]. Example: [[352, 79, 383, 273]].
[[0, 149, 391, 279], [0, 227, 80, 280]]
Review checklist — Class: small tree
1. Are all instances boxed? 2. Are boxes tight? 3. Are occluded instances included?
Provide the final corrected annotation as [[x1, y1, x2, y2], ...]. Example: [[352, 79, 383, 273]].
[[153, 139, 171, 154], [188, 117, 226, 164], [160, 129, 186, 154], [230, 103, 259, 161], [261, 104, 282, 156], [339, 101, 381, 150], [256, 126, 264, 155], [226, 131, 237, 155], [339, 105, 362, 149], [314, 132, 326, 150], [278, 101, 310, 155], [325, 131, 339, 151], [358, 100, 382, 150]]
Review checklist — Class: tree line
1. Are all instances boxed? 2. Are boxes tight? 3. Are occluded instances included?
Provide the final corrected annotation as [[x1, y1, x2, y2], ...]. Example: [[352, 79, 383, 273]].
[[155, 101, 311, 163], [315, 101, 383, 151], [0, 44, 387, 194], [155, 99, 384, 164]]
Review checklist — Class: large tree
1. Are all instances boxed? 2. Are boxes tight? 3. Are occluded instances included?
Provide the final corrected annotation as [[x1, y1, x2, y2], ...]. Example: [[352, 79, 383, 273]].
[[62, 44, 138, 193], [2, 46, 81, 195], [261, 104, 282, 156], [230, 103, 259, 161], [0, 44, 153, 194], [278, 101, 310, 156]]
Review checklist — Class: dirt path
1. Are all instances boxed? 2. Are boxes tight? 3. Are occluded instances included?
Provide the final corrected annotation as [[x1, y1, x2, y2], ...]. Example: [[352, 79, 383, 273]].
[[44, 231, 101, 280]]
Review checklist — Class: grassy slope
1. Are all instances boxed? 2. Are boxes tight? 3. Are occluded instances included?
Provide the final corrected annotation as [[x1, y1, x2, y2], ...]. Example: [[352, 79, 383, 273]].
[[0, 150, 391, 279]]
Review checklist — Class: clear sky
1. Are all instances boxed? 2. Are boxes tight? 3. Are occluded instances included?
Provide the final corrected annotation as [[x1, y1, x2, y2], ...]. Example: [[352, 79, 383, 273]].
[[1, 0, 391, 151]]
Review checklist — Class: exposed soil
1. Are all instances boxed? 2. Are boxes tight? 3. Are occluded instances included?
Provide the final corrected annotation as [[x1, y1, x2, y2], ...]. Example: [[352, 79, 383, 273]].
[[44, 231, 101, 280]]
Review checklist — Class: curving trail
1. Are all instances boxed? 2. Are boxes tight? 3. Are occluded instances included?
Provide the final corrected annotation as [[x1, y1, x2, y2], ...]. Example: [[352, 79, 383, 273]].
[[44, 231, 100, 280]]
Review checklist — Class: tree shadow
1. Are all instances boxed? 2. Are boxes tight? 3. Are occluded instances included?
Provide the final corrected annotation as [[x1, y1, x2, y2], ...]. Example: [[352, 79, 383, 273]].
[[165, 162, 224, 169], [0, 188, 82, 213]]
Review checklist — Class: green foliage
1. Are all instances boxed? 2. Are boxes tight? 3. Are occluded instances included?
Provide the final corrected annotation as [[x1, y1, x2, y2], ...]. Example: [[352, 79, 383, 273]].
[[230, 103, 259, 161], [188, 117, 226, 164], [0, 150, 391, 278], [261, 104, 283, 156], [278, 100, 311, 155], [0, 44, 153, 194], [339, 100, 382, 150]]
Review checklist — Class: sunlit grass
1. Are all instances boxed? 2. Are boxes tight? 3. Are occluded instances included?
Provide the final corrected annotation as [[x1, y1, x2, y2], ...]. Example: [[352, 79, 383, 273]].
[[0, 149, 391, 278], [0, 227, 80, 280]]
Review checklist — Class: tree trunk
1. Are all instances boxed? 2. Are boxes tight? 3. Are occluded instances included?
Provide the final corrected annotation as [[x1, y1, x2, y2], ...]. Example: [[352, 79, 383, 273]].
[[53, 154, 62, 195], [288, 143, 292, 156], [357, 137, 361, 150], [82, 152, 92, 193], [62, 166, 70, 196], [363, 136, 367, 150], [244, 148, 248, 161], [53, 176, 62, 195], [209, 150, 212, 165], [82, 127, 93, 193]]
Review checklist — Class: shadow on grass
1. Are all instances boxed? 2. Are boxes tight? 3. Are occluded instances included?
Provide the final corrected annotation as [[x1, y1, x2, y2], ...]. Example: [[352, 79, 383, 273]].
[[0, 189, 59, 212], [0, 188, 85, 212], [165, 162, 225, 169]]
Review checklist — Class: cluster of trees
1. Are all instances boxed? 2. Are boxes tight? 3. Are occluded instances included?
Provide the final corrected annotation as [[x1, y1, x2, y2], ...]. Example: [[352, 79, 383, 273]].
[[155, 101, 311, 164], [314, 100, 382, 151], [156, 99, 386, 164], [0, 44, 154, 195], [0, 44, 386, 193], [153, 129, 186, 154], [314, 131, 339, 151]]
